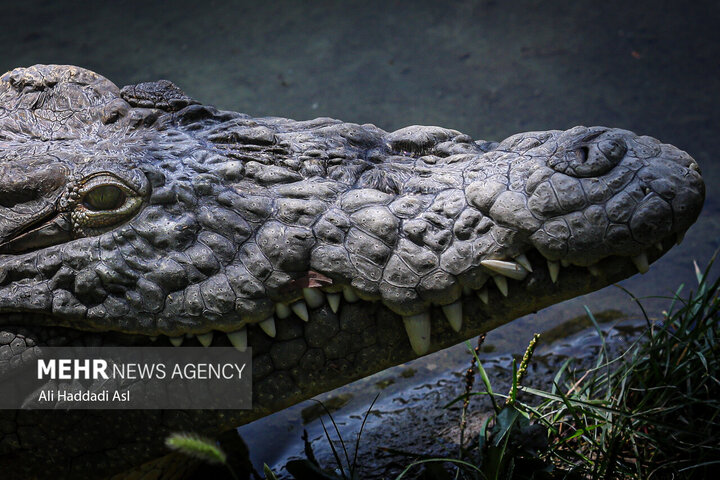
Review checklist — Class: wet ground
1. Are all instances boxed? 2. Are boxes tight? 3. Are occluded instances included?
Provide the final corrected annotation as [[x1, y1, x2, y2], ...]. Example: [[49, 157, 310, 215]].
[[1, 0, 719, 477], [245, 311, 650, 478]]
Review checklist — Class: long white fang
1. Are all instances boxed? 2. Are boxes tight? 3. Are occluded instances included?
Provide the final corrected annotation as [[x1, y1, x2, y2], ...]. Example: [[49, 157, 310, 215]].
[[197, 332, 214, 347], [343, 286, 359, 303], [632, 252, 649, 274], [441, 301, 463, 332], [302, 288, 325, 309], [481, 259, 528, 280], [259, 317, 276, 337], [402, 312, 431, 355], [227, 329, 247, 352], [655, 242, 664, 251], [170, 336, 183, 347], [477, 289, 489, 304], [515, 254, 533, 272], [291, 301, 309, 322], [327, 293, 341, 313], [547, 260, 559, 283], [276, 302, 291, 319], [493, 276, 509, 296]]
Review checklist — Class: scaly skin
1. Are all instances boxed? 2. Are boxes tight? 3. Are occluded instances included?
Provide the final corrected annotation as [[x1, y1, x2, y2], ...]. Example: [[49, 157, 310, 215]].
[[0, 65, 705, 479]]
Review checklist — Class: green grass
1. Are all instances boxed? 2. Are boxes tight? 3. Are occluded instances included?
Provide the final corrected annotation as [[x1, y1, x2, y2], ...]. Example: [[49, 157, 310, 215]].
[[433, 258, 720, 480], [526, 260, 720, 479], [165, 432, 239, 479]]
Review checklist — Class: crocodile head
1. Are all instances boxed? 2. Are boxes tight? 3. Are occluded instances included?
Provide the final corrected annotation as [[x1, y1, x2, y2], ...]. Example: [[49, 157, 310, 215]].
[[0, 65, 705, 479]]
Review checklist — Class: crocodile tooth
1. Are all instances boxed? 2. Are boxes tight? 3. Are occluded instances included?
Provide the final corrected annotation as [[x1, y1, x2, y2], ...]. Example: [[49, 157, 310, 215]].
[[169, 336, 184, 347], [441, 301, 463, 332], [275, 302, 292, 319], [291, 301, 309, 322], [327, 293, 341, 313], [302, 288, 325, 309], [632, 252, 649, 274], [197, 332, 213, 347], [343, 286, 359, 303], [655, 242, 664, 251], [227, 329, 247, 352], [149, 336, 158, 342], [477, 289, 489, 304], [588, 265, 601, 277], [547, 260, 559, 283], [515, 254, 533, 272], [676, 232, 685, 245], [259, 317, 276, 337], [481, 259, 528, 280], [493, 275, 509, 296], [402, 312, 431, 355]]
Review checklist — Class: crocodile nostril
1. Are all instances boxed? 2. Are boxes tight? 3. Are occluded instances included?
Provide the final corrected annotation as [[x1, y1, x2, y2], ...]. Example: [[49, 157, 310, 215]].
[[576, 147, 589, 163]]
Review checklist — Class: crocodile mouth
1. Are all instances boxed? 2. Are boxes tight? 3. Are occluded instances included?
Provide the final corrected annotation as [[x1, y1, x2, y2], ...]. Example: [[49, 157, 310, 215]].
[[162, 229, 681, 355], [0, 230, 684, 358], [0, 209, 72, 255]]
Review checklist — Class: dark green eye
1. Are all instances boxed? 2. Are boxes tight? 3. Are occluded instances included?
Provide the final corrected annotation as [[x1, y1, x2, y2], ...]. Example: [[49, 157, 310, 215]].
[[84, 185, 125, 211]]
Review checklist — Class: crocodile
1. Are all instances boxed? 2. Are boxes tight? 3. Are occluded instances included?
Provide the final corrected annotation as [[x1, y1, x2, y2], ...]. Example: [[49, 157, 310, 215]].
[[0, 64, 705, 479]]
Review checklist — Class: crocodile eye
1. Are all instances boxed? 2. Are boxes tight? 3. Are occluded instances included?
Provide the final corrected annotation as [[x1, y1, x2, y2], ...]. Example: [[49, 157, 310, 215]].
[[84, 185, 126, 211], [71, 173, 146, 236]]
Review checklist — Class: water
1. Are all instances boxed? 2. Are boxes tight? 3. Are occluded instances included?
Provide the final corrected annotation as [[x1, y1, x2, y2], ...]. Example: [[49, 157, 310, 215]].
[[1, 0, 718, 475], [247, 316, 649, 478]]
